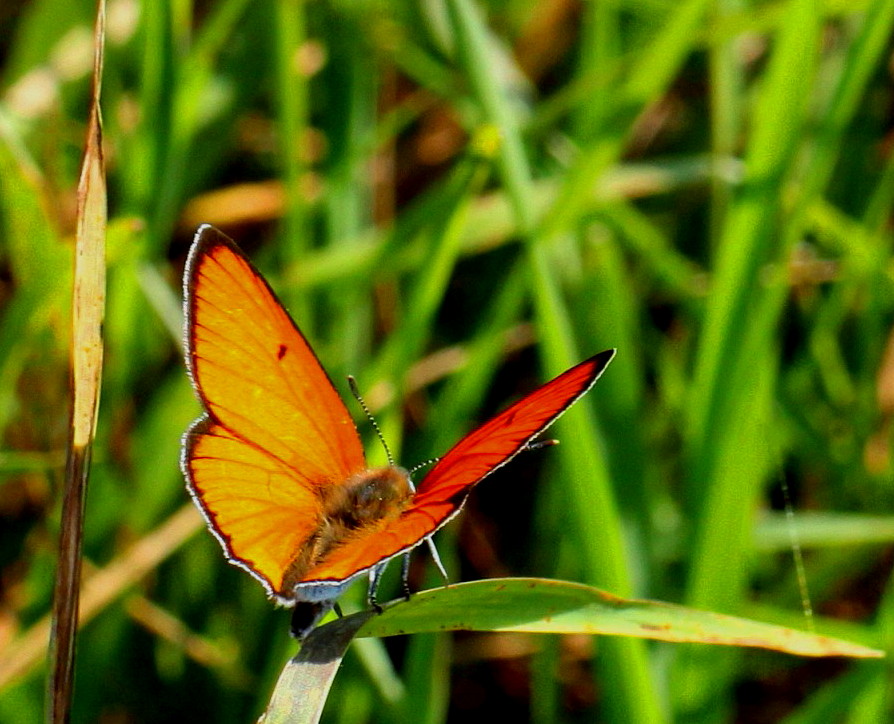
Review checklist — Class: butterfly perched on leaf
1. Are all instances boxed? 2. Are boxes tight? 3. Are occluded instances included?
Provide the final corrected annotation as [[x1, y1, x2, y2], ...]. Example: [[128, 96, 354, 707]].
[[181, 224, 615, 638]]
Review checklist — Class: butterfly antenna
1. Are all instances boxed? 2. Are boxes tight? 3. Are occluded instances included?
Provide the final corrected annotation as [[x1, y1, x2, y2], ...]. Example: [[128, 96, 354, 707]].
[[409, 456, 439, 476], [348, 376, 394, 467]]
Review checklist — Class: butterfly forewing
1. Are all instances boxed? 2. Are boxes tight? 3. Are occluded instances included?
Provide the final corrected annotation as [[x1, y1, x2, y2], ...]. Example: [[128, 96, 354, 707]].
[[414, 350, 615, 504], [184, 226, 366, 485], [294, 350, 616, 588]]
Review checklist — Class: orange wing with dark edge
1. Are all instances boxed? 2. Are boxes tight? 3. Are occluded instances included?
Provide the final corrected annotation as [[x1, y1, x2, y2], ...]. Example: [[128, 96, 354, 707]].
[[182, 225, 366, 602], [294, 349, 616, 593]]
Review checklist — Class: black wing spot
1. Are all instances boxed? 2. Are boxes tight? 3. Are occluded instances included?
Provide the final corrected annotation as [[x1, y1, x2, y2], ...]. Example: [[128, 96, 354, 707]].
[[277, 344, 288, 360]]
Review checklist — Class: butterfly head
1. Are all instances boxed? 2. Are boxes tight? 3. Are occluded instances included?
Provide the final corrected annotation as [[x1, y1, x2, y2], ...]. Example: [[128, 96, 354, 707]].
[[323, 466, 413, 526]]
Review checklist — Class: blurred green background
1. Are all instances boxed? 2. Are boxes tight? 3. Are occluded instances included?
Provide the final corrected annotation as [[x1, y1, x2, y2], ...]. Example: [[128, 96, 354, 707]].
[[1, 0, 893, 721]]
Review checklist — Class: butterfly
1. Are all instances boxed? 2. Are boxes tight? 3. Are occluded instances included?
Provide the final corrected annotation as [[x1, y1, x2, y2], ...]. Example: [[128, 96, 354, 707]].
[[181, 224, 615, 638]]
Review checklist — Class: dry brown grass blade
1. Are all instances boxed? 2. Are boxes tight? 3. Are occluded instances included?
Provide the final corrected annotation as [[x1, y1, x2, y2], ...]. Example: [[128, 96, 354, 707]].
[[47, 1, 107, 721]]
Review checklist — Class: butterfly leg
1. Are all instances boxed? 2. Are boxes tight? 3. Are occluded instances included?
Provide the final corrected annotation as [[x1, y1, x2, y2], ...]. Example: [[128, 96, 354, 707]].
[[399, 553, 412, 600], [426, 536, 450, 586], [367, 563, 386, 613]]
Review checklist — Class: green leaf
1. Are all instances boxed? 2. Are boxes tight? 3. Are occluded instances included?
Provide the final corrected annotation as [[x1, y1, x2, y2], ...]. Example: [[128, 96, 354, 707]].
[[357, 578, 882, 658]]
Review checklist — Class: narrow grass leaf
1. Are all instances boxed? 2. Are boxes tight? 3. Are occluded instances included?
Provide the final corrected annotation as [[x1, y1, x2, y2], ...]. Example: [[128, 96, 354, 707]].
[[262, 611, 375, 724], [356, 579, 882, 658], [47, 4, 106, 720]]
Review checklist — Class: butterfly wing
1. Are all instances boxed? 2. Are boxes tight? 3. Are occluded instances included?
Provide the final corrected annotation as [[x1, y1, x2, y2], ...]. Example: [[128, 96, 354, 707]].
[[182, 225, 367, 602], [184, 419, 327, 599], [292, 349, 616, 595], [414, 348, 616, 503]]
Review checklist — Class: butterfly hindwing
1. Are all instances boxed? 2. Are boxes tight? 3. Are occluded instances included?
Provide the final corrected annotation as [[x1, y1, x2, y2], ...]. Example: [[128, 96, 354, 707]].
[[184, 418, 325, 598]]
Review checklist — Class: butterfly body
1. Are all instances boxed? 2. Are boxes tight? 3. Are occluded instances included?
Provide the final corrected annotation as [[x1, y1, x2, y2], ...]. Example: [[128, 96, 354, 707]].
[[181, 225, 615, 635], [281, 466, 414, 593]]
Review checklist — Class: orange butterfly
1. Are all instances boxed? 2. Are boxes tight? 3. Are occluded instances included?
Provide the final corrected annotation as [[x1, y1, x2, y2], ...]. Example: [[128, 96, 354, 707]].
[[181, 225, 615, 638]]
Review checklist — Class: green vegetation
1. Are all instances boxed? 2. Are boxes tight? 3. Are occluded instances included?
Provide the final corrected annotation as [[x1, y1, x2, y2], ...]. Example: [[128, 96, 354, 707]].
[[1, 0, 893, 721]]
